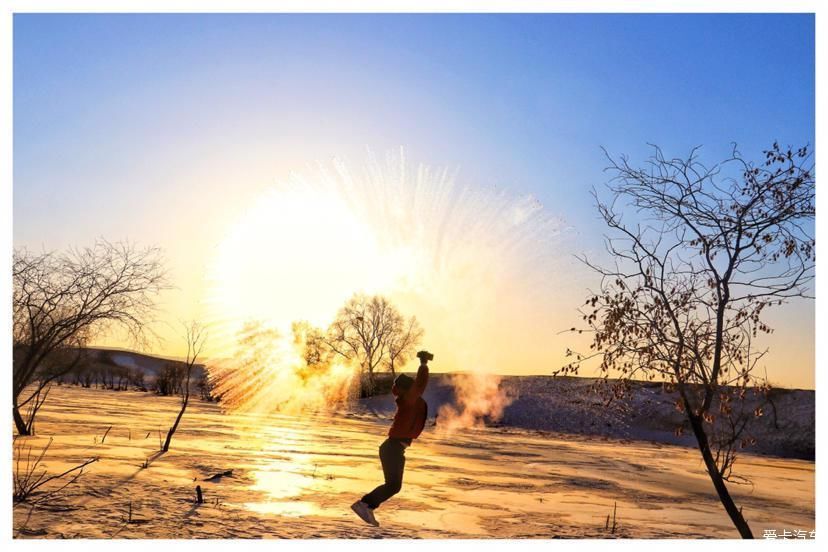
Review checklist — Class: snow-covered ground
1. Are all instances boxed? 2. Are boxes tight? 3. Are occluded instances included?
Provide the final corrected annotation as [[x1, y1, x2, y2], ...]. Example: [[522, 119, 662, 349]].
[[360, 375, 815, 459], [13, 385, 814, 538]]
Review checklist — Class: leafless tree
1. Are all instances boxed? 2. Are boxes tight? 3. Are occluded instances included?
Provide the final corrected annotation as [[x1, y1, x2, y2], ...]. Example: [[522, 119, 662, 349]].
[[13, 438, 98, 504], [195, 370, 213, 401], [130, 368, 147, 392], [386, 315, 423, 376], [12, 240, 167, 435], [292, 321, 331, 368], [155, 362, 185, 396], [326, 294, 422, 393], [162, 321, 207, 452], [560, 143, 814, 538]]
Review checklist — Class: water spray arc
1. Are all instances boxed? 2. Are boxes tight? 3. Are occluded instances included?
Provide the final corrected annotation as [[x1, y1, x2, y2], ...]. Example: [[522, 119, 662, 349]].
[[205, 149, 566, 424]]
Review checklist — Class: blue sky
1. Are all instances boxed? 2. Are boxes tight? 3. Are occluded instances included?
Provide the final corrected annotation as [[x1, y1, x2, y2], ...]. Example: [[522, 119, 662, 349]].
[[13, 14, 815, 386]]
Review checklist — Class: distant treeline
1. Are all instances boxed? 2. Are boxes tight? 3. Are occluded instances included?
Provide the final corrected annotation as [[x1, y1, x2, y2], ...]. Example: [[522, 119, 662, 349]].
[[54, 349, 215, 401]]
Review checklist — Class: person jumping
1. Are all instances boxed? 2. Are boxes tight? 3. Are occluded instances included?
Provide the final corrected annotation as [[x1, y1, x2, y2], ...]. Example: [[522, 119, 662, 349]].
[[351, 350, 432, 527]]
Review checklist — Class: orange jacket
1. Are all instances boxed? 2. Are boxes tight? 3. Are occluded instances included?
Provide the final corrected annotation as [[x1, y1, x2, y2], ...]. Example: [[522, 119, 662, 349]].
[[388, 363, 429, 440]]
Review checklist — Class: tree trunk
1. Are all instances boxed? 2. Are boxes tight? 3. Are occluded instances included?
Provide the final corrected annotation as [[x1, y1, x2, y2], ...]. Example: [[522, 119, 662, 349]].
[[162, 395, 189, 452], [360, 370, 376, 398], [13, 404, 30, 436], [687, 412, 753, 538]]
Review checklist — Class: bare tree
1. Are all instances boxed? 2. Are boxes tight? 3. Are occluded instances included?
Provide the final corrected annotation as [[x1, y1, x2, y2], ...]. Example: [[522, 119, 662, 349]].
[[291, 321, 331, 368], [560, 143, 814, 538], [386, 315, 423, 376], [155, 362, 185, 396], [162, 322, 207, 452], [12, 240, 167, 435], [326, 294, 421, 393], [195, 370, 213, 401], [13, 438, 98, 504]]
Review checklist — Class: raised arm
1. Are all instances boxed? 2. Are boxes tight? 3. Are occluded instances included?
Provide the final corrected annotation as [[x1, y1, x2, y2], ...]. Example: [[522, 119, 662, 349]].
[[401, 350, 432, 403], [407, 360, 429, 402]]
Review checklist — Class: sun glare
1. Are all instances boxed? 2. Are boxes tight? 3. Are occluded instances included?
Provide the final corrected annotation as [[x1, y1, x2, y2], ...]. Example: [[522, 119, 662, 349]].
[[204, 152, 565, 414], [208, 186, 399, 341]]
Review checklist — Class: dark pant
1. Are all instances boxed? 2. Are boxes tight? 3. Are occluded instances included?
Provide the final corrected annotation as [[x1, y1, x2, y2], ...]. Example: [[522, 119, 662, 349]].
[[361, 438, 409, 509]]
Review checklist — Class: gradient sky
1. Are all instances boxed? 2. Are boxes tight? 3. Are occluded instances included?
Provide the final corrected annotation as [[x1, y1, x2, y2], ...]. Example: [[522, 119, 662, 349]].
[[13, 14, 815, 388]]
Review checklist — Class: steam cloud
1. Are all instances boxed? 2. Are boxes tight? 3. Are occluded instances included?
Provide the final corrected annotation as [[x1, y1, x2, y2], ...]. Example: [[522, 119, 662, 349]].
[[437, 373, 513, 434]]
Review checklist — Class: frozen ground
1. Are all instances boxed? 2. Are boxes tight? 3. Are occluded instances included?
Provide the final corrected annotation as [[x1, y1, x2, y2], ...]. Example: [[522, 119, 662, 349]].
[[13, 385, 814, 539]]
